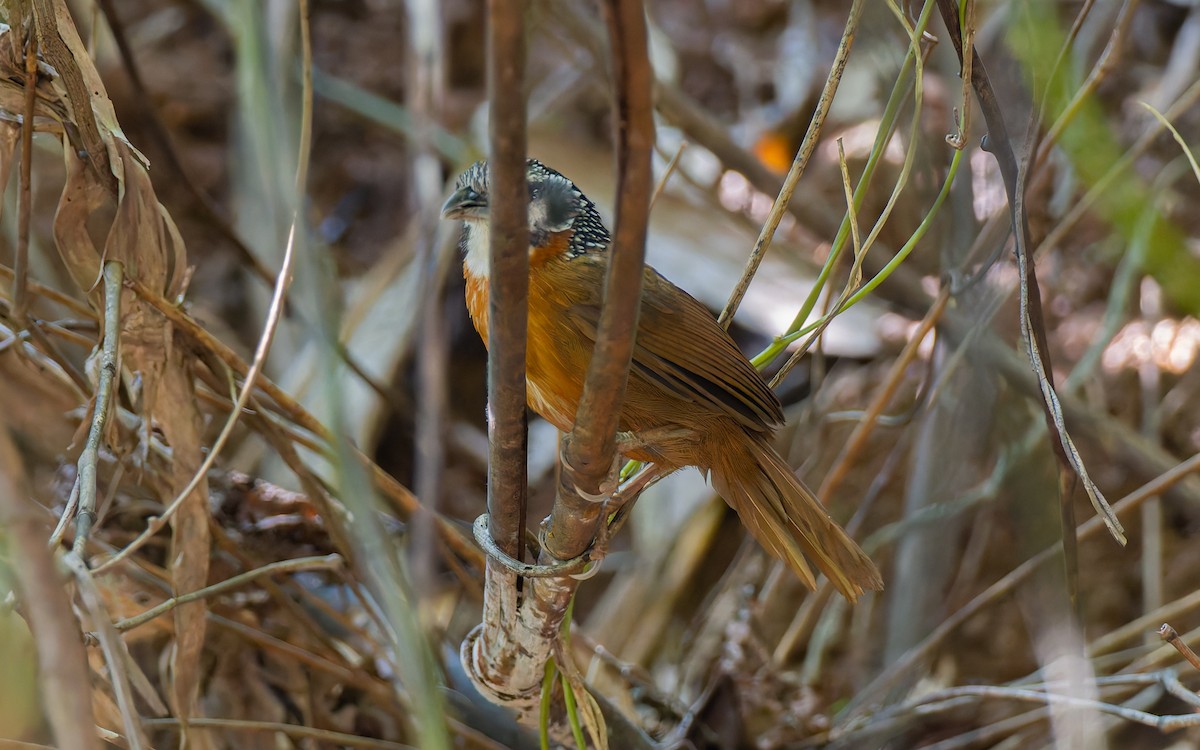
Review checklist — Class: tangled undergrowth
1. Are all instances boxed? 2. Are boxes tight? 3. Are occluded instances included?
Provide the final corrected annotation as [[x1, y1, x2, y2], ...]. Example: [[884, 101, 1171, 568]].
[[2, 1, 1200, 749]]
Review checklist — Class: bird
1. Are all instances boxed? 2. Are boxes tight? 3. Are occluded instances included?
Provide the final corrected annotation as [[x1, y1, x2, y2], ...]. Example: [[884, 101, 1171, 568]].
[[442, 159, 882, 601]]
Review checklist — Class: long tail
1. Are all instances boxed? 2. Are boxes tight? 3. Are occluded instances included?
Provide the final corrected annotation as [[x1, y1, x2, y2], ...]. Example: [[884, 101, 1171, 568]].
[[709, 433, 883, 601]]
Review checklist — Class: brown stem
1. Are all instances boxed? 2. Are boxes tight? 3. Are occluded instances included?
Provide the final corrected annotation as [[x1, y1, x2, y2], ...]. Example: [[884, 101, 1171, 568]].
[[484, 0, 531, 564], [544, 0, 655, 559], [464, 0, 535, 711], [1159, 624, 1200, 674]]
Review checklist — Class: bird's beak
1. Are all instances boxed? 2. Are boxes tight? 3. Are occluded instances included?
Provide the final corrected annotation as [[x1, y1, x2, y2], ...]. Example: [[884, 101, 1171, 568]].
[[441, 186, 488, 221]]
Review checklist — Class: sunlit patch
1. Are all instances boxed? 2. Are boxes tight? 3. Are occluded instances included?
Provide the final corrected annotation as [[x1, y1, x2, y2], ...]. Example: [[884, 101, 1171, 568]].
[[819, 121, 905, 165], [971, 147, 1006, 221], [1102, 317, 1200, 374], [718, 170, 756, 213], [717, 169, 798, 230]]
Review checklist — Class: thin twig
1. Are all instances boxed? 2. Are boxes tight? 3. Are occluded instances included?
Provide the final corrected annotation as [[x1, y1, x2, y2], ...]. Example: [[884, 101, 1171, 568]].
[[890, 683, 1200, 733], [649, 139, 686, 210], [94, 152, 299, 572], [1090, 588, 1200, 657], [1035, 0, 1138, 167], [755, 2, 937, 370], [117, 279, 482, 566], [0, 265, 98, 319], [207, 612, 394, 702], [946, 0, 973, 149], [934, 0, 1125, 544], [1159, 624, 1200, 674], [63, 553, 149, 750], [73, 261, 123, 554], [114, 554, 343, 632], [846, 450, 1200, 716], [819, 292, 949, 501], [138, 718, 418, 749]]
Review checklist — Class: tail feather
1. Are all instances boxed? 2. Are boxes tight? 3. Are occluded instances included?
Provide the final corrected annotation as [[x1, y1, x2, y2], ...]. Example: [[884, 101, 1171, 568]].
[[710, 434, 883, 601]]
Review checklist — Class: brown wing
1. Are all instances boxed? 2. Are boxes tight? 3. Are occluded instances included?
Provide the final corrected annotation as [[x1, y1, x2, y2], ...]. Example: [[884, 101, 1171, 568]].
[[566, 265, 784, 432]]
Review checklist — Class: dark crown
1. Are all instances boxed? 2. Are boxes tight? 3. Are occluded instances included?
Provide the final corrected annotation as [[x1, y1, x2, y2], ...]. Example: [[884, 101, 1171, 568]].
[[456, 158, 611, 258]]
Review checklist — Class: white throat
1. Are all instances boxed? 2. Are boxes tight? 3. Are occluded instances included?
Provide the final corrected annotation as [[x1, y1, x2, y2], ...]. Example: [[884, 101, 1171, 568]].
[[461, 220, 491, 277]]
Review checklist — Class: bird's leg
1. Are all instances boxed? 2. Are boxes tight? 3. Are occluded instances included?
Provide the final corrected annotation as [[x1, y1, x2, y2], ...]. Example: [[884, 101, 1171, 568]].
[[615, 427, 693, 461]]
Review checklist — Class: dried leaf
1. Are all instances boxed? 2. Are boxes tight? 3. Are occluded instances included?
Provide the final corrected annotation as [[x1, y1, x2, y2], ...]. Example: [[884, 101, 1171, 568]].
[[52, 150, 108, 302]]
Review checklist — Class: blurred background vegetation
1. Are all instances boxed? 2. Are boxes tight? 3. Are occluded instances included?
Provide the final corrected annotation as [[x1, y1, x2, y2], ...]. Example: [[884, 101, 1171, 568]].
[[2, 0, 1200, 748]]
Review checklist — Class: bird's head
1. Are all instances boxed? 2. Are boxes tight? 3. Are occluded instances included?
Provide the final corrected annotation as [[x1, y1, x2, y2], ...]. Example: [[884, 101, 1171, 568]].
[[442, 159, 610, 276]]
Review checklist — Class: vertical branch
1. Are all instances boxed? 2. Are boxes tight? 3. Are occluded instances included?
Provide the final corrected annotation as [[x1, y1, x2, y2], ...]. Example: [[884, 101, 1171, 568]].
[[543, 0, 654, 560], [485, 0, 530, 562], [464, 0, 536, 708]]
